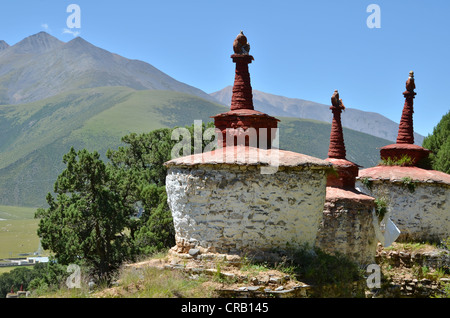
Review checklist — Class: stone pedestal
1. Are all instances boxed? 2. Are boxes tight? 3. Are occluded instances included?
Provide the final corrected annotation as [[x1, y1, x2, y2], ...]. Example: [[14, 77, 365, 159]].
[[316, 94, 377, 265], [325, 158, 359, 189], [380, 143, 431, 165], [213, 109, 279, 148], [316, 187, 376, 265]]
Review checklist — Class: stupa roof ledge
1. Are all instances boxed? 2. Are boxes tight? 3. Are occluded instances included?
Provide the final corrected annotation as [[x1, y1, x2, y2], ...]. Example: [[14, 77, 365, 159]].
[[326, 187, 375, 203], [211, 109, 280, 119], [325, 157, 362, 168], [357, 165, 450, 186], [164, 146, 332, 169]]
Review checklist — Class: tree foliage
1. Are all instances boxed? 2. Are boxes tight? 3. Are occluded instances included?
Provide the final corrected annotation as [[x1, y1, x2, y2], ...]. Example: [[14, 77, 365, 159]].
[[0, 267, 35, 297], [106, 122, 215, 255], [35, 122, 216, 281], [106, 128, 177, 255], [0, 263, 68, 298], [36, 148, 136, 280], [422, 110, 450, 174]]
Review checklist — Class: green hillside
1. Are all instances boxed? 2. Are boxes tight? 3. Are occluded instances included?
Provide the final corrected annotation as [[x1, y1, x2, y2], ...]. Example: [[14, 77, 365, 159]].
[[278, 117, 390, 168], [0, 87, 227, 207], [0, 87, 390, 208]]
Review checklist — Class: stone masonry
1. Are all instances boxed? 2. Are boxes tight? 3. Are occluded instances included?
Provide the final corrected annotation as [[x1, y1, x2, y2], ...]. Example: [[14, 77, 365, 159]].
[[357, 166, 450, 242], [165, 147, 330, 258]]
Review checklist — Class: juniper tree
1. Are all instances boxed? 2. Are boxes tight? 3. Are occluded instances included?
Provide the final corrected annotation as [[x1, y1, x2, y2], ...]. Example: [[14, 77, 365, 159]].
[[423, 110, 450, 174], [36, 148, 136, 280], [106, 128, 177, 254], [106, 123, 215, 255], [36, 122, 216, 280]]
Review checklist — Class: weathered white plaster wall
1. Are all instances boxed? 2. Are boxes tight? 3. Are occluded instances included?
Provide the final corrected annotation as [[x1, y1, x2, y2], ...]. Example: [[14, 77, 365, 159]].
[[166, 164, 328, 256], [355, 180, 450, 242], [315, 188, 377, 265]]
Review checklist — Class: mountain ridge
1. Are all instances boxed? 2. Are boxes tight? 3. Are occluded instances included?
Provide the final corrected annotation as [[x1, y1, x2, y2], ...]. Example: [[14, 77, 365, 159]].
[[9, 31, 64, 54], [0, 32, 217, 105], [0, 40, 9, 50]]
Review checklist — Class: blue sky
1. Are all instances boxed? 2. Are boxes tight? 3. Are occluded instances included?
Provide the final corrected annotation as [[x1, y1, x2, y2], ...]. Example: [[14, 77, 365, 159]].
[[1, 0, 449, 137]]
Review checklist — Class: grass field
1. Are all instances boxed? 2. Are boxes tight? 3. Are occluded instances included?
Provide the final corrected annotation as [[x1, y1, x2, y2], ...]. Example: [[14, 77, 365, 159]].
[[0, 266, 21, 275], [0, 205, 36, 220], [0, 205, 42, 259]]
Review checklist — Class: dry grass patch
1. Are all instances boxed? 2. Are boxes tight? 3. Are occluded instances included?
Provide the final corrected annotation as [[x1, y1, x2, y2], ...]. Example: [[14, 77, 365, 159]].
[[93, 265, 218, 298]]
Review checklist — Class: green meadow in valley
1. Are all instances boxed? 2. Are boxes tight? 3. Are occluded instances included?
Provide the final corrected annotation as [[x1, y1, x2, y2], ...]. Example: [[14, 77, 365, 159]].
[[0, 205, 41, 259]]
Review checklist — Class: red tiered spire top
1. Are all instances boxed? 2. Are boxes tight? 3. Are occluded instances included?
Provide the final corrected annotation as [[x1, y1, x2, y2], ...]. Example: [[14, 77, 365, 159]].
[[325, 90, 359, 189], [230, 31, 255, 111], [328, 90, 347, 159], [396, 71, 416, 144], [230, 54, 254, 111], [212, 31, 279, 149], [379, 71, 431, 166]]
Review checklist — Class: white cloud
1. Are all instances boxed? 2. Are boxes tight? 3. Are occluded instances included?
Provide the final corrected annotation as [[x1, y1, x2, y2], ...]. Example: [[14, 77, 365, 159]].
[[63, 28, 81, 37], [41, 23, 52, 32]]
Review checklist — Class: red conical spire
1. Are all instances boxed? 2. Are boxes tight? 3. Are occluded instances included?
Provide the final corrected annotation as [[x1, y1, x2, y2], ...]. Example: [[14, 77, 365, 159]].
[[230, 54, 254, 111], [325, 90, 359, 188], [328, 90, 346, 159], [396, 71, 416, 144], [380, 71, 431, 166], [230, 30, 254, 111], [212, 31, 279, 148]]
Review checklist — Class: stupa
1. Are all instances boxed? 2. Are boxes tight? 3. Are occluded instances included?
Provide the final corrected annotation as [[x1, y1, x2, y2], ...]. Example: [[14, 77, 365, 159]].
[[315, 90, 378, 265], [356, 72, 450, 242], [164, 32, 332, 260], [379, 71, 431, 164], [324, 90, 359, 188]]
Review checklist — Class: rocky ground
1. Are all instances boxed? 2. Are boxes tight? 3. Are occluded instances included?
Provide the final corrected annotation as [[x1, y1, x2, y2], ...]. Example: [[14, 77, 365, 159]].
[[373, 242, 450, 297], [94, 242, 449, 298]]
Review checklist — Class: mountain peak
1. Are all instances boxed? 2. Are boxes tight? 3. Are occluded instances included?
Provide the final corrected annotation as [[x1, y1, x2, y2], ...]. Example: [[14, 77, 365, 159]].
[[0, 40, 9, 51], [12, 32, 63, 53], [0, 31, 217, 105], [66, 36, 94, 47], [63, 36, 105, 54]]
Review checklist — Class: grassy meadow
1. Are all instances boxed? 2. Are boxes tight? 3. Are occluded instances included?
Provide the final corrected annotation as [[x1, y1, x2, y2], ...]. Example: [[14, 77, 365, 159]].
[[0, 205, 41, 260]]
